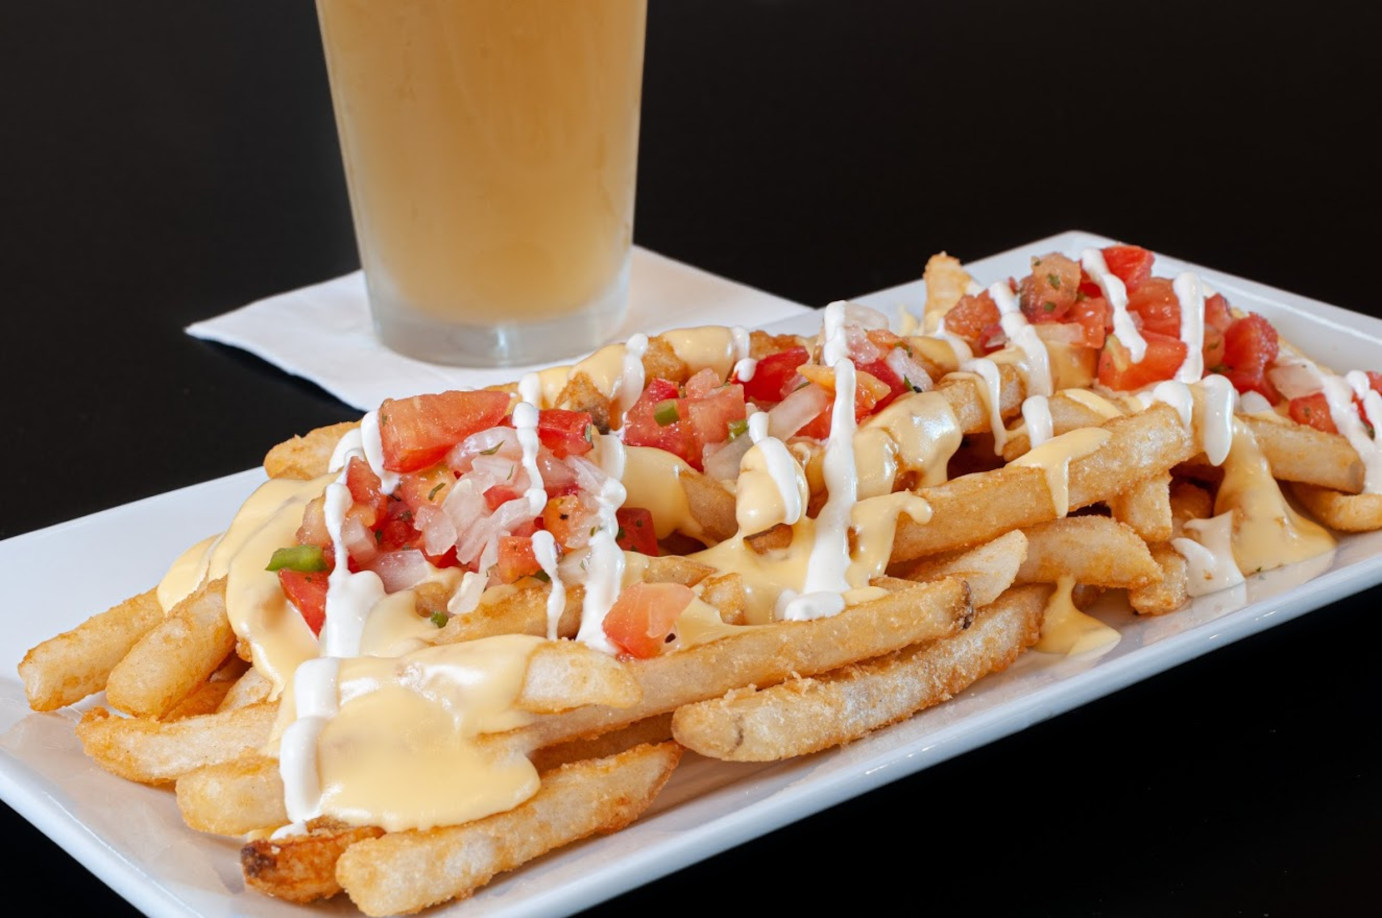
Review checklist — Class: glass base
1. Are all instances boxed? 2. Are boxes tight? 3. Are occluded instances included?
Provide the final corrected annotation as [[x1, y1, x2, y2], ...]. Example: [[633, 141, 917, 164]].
[[370, 255, 631, 368]]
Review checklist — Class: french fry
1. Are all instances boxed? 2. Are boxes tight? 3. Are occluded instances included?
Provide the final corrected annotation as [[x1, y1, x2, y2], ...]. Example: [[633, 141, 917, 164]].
[[1128, 543, 1191, 616], [18, 588, 163, 711], [177, 755, 287, 836], [514, 578, 971, 750], [1290, 482, 1382, 532], [893, 403, 1195, 560], [1106, 472, 1174, 543], [75, 700, 278, 785], [262, 420, 359, 480], [243, 821, 384, 904], [1015, 516, 1160, 589], [335, 742, 682, 917], [1243, 414, 1365, 494], [104, 577, 236, 719], [892, 529, 1027, 606], [671, 585, 1046, 762]]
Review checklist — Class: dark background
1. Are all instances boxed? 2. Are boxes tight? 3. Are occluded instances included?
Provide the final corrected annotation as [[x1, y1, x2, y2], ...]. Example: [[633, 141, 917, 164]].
[[2, 1, 1379, 914]]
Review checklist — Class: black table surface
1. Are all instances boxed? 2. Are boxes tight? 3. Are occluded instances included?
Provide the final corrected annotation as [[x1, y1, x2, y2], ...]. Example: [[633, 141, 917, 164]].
[[3, 2, 1379, 915]]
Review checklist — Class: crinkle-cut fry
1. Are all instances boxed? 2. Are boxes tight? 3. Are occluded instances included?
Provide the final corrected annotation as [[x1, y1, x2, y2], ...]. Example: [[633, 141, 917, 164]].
[[1106, 472, 1174, 543], [672, 584, 1047, 762], [336, 742, 683, 917], [1128, 543, 1191, 616], [1015, 516, 1161, 589], [104, 577, 236, 719], [513, 578, 970, 751], [892, 403, 1194, 562], [243, 821, 385, 904], [892, 529, 1027, 606], [177, 755, 287, 836], [75, 700, 277, 785], [518, 641, 640, 714], [1290, 483, 1382, 532], [263, 420, 359, 480], [1242, 414, 1365, 494], [18, 588, 163, 712], [434, 556, 716, 645]]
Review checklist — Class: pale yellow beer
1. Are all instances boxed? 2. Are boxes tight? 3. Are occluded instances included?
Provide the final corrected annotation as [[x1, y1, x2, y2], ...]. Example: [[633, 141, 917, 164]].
[[315, 0, 647, 365]]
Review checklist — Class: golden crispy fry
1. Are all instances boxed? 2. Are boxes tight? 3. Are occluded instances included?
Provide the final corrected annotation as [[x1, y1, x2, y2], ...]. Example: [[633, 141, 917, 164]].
[[75, 701, 277, 785], [892, 529, 1027, 606], [1128, 543, 1191, 616], [920, 252, 971, 331], [514, 578, 970, 750], [893, 403, 1194, 561], [217, 665, 273, 711], [262, 420, 359, 480], [672, 585, 1046, 761], [517, 641, 640, 714], [177, 755, 287, 836], [936, 362, 1025, 436], [335, 742, 682, 917], [18, 588, 163, 712], [1106, 472, 1174, 543], [528, 713, 675, 773], [163, 656, 248, 720], [1243, 414, 1364, 493], [1016, 516, 1160, 589], [104, 577, 236, 719], [1290, 482, 1382, 532], [1001, 391, 1120, 460], [243, 821, 384, 904]]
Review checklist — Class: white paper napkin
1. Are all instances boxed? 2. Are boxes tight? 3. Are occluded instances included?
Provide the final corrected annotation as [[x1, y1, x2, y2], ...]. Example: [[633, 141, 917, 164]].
[[187, 247, 813, 411]]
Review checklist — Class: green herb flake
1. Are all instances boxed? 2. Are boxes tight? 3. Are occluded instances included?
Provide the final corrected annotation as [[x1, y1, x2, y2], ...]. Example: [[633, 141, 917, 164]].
[[654, 399, 680, 426], [727, 418, 749, 440], [265, 544, 328, 573], [428, 481, 446, 501], [1043, 301, 1056, 313], [616, 526, 627, 543], [429, 610, 449, 628], [480, 443, 502, 455], [533, 570, 551, 583], [1047, 273, 1061, 289]]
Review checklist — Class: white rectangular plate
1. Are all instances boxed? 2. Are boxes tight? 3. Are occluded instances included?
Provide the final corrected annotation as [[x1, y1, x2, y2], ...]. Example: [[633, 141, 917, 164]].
[[4, 230, 1381, 917]]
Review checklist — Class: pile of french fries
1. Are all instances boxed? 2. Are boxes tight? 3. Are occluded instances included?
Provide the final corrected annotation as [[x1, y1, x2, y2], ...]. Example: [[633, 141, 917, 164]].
[[18, 246, 1382, 916]]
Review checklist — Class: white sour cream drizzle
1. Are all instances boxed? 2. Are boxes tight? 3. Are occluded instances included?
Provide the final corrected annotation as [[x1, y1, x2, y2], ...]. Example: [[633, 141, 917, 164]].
[[1081, 247, 1147, 362], [1172, 272, 1206, 383], [1021, 395, 1054, 449], [783, 302, 855, 620], [989, 281, 1053, 398], [615, 333, 648, 426], [572, 436, 628, 652]]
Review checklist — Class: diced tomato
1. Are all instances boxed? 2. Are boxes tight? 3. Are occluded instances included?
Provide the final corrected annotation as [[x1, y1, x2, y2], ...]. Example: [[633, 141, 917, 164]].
[[1064, 295, 1111, 349], [1288, 392, 1338, 433], [685, 383, 747, 450], [542, 493, 594, 551], [1204, 292, 1233, 332], [1019, 253, 1082, 322], [536, 409, 595, 459], [483, 484, 524, 511], [738, 347, 807, 403], [494, 536, 543, 583], [344, 457, 389, 523], [615, 507, 659, 556], [278, 569, 329, 635], [1101, 244, 1155, 291], [1221, 313, 1280, 401], [943, 291, 1001, 343], [622, 380, 699, 468], [602, 581, 694, 659], [378, 389, 512, 472], [1127, 277, 1181, 337], [1096, 331, 1188, 391], [295, 495, 332, 549]]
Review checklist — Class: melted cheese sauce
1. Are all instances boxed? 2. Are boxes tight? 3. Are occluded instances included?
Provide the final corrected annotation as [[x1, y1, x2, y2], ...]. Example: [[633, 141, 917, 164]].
[[1036, 576, 1121, 656]]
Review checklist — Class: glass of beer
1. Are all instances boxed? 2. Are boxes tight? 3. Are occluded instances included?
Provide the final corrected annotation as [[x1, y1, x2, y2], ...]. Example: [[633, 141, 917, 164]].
[[314, 0, 647, 367]]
